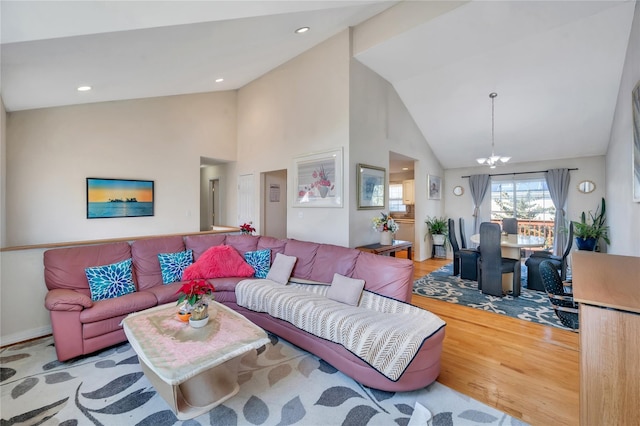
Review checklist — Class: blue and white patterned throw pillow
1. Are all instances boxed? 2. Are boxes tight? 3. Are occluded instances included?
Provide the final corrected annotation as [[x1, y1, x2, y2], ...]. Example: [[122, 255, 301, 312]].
[[85, 258, 136, 301], [244, 249, 271, 279], [157, 249, 193, 284]]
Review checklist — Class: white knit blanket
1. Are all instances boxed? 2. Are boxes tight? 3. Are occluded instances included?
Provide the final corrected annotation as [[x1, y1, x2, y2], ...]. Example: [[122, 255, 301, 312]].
[[235, 279, 445, 381]]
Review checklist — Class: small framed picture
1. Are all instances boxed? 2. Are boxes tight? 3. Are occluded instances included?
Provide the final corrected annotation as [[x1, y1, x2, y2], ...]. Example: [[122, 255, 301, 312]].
[[293, 148, 343, 207], [428, 174, 441, 200], [357, 164, 386, 209]]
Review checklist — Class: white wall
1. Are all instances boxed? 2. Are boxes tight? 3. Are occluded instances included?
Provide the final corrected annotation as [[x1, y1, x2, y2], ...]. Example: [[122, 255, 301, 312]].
[[5, 91, 237, 246], [606, 1, 640, 257], [1, 98, 6, 247], [237, 31, 351, 246], [349, 59, 443, 260], [444, 156, 606, 251]]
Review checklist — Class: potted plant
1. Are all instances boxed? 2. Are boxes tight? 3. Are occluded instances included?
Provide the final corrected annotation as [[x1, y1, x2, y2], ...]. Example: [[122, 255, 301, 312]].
[[572, 198, 610, 251], [176, 279, 216, 327], [425, 216, 448, 246], [372, 212, 399, 245], [240, 222, 256, 235]]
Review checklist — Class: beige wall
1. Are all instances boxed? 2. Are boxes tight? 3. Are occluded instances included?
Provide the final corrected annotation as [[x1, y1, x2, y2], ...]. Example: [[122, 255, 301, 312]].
[[5, 92, 237, 246], [1, 98, 6, 247], [349, 59, 443, 260], [237, 31, 351, 246], [606, 1, 640, 257]]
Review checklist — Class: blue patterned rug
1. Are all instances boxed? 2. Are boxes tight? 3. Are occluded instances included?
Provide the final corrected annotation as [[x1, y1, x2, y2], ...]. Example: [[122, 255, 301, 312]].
[[1, 335, 526, 425], [413, 264, 569, 330]]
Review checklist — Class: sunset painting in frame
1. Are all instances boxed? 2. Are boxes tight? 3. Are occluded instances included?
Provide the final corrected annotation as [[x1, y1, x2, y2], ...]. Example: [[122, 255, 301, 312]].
[[87, 178, 154, 218]]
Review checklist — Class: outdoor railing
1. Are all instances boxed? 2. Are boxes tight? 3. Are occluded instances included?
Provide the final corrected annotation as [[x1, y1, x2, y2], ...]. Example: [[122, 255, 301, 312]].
[[491, 219, 555, 251]]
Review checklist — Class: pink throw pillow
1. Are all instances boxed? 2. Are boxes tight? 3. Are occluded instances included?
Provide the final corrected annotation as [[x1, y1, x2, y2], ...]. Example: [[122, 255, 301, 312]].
[[182, 245, 255, 280]]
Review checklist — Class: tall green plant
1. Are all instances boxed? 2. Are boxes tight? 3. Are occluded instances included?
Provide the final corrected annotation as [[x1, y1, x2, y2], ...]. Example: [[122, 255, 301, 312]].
[[572, 198, 610, 244]]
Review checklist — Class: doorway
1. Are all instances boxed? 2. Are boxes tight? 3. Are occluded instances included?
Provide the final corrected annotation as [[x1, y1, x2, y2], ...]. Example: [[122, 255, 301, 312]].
[[261, 169, 287, 239], [209, 179, 220, 228]]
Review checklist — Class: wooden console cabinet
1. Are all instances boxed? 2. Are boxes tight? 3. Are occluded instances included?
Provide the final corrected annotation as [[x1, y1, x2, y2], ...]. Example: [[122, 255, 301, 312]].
[[572, 251, 640, 426]]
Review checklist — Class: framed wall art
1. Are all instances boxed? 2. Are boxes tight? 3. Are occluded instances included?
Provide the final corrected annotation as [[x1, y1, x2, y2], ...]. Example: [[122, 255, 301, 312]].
[[357, 163, 386, 209], [633, 80, 640, 202], [293, 148, 343, 207], [87, 178, 155, 218], [428, 174, 441, 200]]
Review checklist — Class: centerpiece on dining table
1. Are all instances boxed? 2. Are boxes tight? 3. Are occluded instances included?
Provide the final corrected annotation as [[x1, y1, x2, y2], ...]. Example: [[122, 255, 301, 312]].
[[176, 279, 216, 328]]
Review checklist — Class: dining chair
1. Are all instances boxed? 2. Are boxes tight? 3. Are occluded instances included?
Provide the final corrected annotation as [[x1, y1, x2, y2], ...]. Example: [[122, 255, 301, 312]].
[[539, 260, 579, 330], [448, 219, 479, 280], [459, 217, 468, 249], [478, 222, 521, 297], [502, 218, 518, 234], [525, 222, 573, 291]]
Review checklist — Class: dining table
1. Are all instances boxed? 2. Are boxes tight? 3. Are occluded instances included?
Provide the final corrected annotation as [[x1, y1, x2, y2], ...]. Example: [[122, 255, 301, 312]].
[[470, 233, 546, 293]]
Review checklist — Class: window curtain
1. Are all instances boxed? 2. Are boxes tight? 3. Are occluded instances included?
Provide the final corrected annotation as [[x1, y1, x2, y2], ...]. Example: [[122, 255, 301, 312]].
[[469, 174, 490, 236], [545, 168, 570, 256]]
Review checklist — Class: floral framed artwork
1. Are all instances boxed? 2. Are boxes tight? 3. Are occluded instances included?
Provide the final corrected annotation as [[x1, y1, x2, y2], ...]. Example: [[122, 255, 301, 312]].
[[357, 164, 386, 209], [87, 178, 154, 218], [633, 80, 640, 202], [293, 148, 343, 207], [428, 174, 441, 200]]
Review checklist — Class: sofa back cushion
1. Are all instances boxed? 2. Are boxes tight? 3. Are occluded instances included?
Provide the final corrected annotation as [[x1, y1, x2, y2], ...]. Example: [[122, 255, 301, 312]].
[[352, 252, 414, 302], [225, 235, 259, 255], [309, 244, 359, 283], [184, 234, 227, 260], [131, 236, 185, 290], [44, 242, 132, 296], [257, 236, 287, 264], [283, 239, 320, 280]]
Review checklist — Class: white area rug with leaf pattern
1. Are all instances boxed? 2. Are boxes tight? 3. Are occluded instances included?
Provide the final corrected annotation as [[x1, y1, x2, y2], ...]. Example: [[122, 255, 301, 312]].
[[1, 335, 526, 426]]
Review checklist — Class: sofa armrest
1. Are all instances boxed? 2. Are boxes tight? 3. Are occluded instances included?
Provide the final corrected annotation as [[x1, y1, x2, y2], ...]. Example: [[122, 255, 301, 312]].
[[45, 289, 93, 311]]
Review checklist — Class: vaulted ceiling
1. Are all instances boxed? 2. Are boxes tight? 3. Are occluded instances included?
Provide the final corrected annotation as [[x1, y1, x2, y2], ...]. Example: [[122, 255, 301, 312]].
[[1, 1, 636, 169]]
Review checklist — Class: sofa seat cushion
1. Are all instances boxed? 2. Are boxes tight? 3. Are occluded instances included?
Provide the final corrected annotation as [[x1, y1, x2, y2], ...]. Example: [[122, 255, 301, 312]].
[[236, 279, 445, 381], [79, 292, 157, 324]]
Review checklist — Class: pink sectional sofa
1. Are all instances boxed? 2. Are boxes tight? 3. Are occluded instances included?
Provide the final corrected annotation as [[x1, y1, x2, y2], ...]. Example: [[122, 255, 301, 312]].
[[43, 233, 445, 391]]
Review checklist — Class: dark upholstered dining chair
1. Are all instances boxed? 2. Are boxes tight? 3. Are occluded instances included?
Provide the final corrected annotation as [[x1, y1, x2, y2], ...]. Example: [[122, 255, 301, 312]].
[[502, 218, 518, 234], [478, 222, 521, 297], [525, 222, 573, 292], [459, 217, 468, 249], [539, 260, 579, 330], [448, 219, 479, 280]]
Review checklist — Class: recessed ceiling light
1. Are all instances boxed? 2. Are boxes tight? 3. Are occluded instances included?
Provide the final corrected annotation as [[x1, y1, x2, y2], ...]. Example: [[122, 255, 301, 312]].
[[402, 167, 409, 171], [295, 27, 310, 34], [77, 86, 92, 92], [215, 78, 224, 83]]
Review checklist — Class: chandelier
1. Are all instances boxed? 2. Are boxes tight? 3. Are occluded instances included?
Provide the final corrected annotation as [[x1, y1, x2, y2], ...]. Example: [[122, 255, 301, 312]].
[[476, 92, 510, 168]]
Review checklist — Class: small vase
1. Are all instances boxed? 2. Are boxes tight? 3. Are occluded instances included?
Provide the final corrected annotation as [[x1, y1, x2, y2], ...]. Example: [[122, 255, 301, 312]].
[[189, 316, 209, 328], [318, 185, 329, 198], [380, 231, 393, 245]]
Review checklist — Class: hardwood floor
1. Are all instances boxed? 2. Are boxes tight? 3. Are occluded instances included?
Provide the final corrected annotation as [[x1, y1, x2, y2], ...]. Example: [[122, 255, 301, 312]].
[[405, 255, 580, 426]]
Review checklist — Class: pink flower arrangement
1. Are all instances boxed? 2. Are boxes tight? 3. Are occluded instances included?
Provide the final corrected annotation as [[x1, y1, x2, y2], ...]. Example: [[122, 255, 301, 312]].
[[298, 165, 334, 199]]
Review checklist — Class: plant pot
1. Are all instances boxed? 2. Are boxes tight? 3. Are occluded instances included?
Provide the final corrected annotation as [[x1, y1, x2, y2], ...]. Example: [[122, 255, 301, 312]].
[[380, 231, 393, 245], [189, 315, 209, 328], [432, 234, 446, 246], [575, 237, 597, 251]]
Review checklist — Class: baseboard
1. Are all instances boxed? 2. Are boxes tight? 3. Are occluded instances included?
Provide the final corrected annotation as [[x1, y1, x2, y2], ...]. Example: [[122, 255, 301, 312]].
[[0, 326, 52, 347]]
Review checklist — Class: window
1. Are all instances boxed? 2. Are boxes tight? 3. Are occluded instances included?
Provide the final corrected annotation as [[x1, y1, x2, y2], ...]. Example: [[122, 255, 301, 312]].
[[491, 177, 555, 248], [389, 184, 406, 212]]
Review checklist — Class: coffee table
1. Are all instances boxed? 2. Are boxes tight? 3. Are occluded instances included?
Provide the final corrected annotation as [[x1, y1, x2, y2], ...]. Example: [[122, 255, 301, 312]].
[[122, 301, 269, 420]]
